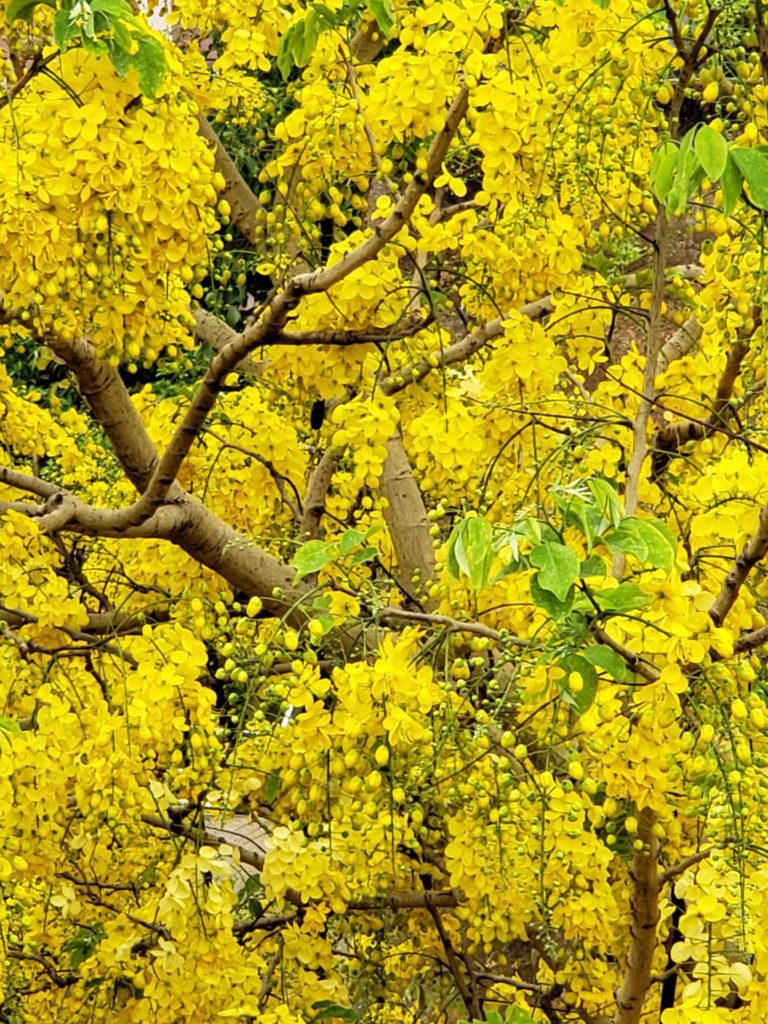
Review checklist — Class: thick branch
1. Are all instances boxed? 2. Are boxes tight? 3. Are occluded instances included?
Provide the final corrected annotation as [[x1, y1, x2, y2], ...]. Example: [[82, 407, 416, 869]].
[[380, 297, 552, 397], [299, 449, 337, 540], [656, 314, 702, 375], [135, 79, 476, 520], [734, 622, 768, 654], [378, 433, 436, 591], [613, 807, 660, 1024], [652, 316, 758, 477], [0, 465, 58, 499], [591, 627, 659, 682], [41, 336, 306, 616], [193, 308, 264, 375], [709, 501, 768, 627], [197, 116, 264, 249], [624, 208, 669, 519]]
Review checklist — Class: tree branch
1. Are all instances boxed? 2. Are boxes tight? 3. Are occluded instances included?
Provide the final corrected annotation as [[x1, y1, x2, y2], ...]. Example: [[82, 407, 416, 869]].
[[299, 448, 337, 540], [132, 77, 477, 521], [652, 314, 758, 477], [197, 116, 264, 249], [613, 807, 660, 1024], [658, 847, 712, 885], [623, 208, 669, 519], [378, 433, 436, 593], [380, 297, 551, 398], [709, 500, 768, 627], [591, 627, 659, 681]]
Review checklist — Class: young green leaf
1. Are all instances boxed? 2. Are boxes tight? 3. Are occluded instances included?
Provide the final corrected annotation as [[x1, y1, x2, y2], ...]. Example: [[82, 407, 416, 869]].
[[667, 127, 699, 214], [557, 655, 598, 715], [582, 644, 630, 682], [694, 125, 728, 182], [5, 0, 55, 22], [505, 1010, 536, 1024], [365, 0, 396, 34], [731, 147, 768, 210], [530, 572, 574, 620], [452, 516, 494, 591], [53, 8, 77, 50], [91, 0, 135, 14], [311, 1004, 360, 1024], [264, 770, 282, 804], [0, 715, 22, 737], [529, 541, 580, 601], [593, 582, 651, 613], [586, 478, 624, 530], [291, 539, 335, 579], [339, 528, 366, 556], [650, 141, 679, 204], [720, 153, 743, 216]]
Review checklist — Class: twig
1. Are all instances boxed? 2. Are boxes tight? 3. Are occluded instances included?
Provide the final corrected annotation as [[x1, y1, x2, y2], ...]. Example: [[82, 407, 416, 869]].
[[591, 627, 659, 681], [658, 847, 712, 885]]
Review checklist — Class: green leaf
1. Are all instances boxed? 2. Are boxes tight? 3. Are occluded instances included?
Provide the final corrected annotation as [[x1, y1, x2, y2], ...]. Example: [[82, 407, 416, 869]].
[[91, 0, 135, 15], [5, 0, 55, 23], [0, 715, 22, 736], [603, 517, 675, 571], [530, 572, 573, 620], [312, 3, 340, 27], [53, 9, 77, 50], [350, 546, 377, 565], [81, 33, 109, 55], [580, 555, 606, 576], [277, 29, 296, 79], [132, 35, 167, 98], [562, 494, 601, 550], [593, 582, 651, 613], [451, 517, 495, 591], [312, 1003, 360, 1023], [650, 141, 679, 203], [667, 127, 699, 214], [582, 644, 630, 682], [721, 153, 743, 216], [291, 540, 335, 579], [108, 13, 135, 52], [339, 528, 365, 556], [628, 518, 676, 572], [293, 13, 322, 66], [603, 521, 649, 562], [365, 0, 396, 34], [264, 770, 281, 804], [695, 125, 728, 181], [586, 478, 623, 529], [529, 541, 580, 601], [731, 147, 768, 210], [505, 1010, 536, 1024], [557, 655, 598, 715]]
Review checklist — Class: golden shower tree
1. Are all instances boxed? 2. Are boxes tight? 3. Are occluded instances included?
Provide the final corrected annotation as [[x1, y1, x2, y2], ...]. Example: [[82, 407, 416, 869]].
[[1, 0, 768, 1021]]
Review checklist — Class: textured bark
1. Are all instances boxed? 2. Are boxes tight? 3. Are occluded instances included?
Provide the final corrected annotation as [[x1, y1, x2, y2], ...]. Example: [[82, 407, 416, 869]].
[[656, 314, 702, 375], [652, 337, 752, 478], [45, 336, 307, 617], [613, 808, 660, 1024], [299, 449, 336, 540], [709, 501, 768, 627], [378, 433, 435, 593], [624, 209, 669, 518], [197, 116, 263, 249]]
